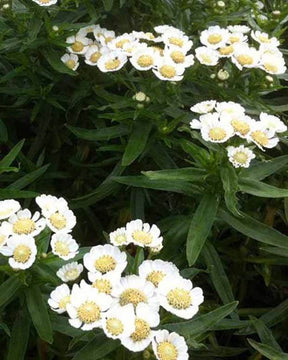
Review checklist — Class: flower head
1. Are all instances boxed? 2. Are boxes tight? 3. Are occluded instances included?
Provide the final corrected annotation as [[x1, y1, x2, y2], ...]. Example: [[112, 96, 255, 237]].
[[51, 232, 79, 260], [57, 262, 83, 282], [227, 145, 256, 168], [48, 284, 71, 314], [126, 219, 163, 248], [0, 200, 21, 220], [152, 330, 189, 360], [102, 304, 135, 340]]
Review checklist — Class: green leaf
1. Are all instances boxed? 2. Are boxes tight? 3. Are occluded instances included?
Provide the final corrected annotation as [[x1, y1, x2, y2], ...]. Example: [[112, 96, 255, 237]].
[[50, 314, 83, 337], [67, 124, 130, 141], [251, 317, 282, 351], [186, 194, 218, 266], [143, 167, 206, 182], [220, 165, 239, 216], [7, 311, 31, 360], [0, 139, 24, 168], [102, 0, 113, 11], [0, 189, 38, 199], [239, 178, 288, 198], [122, 120, 152, 166], [25, 285, 53, 344], [7, 164, 50, 190], [219, 209, 288, 249], [0, 276, 22, 308], [248, 339, 288, 360], [165, 301, 238, 337], [0, 119, 8, 143], [42, 48, 77, 76]]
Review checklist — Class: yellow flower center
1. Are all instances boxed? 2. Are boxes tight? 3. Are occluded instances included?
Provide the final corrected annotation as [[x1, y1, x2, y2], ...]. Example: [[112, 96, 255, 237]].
[[40, 0, 52, 3], [106, 318, 124, 336], [157, 342, 178, 360], [114, 234, 127, 245], [263, 63, 278, 73], [159, 65, 177, 79], [132, 230, 153, 245], [251, 130, 269, 146], [13, 244, 31, 263], [168, 37, 184, 47], [208, 127, 227, 141], [146, 271, 165, 287], [207, 33, 222, 44], [170, 50, 185, 63], [236, 54, 253, 66], [167, 288, 191, 309], [105, 36, 114, 44], [94, 255, 116, 273], [54, 241, 70, 257], [65, 269, 79, 281], [92, 279, 112, 294], [130, 318, 150, 342], [200, 54, 212, 64], [59, 295, 71, 310], [137, 55, 154, 68], [231, 119, 250, 135], [233, 152, 248, 164], [116, 39, 130, 49], [259, 35, 271, 43], [119, 288, 147, 307], [219, 45, 234, 56], [13, 218, 35, 235], [90, 52, 101, 63], [152, 46, 164, 56], [105, 59, 121, 71], [66, 60, 76, 69], [0, 234, 6, 246], [229, 35, 240, 43], [71, 41, 84, 52], [49, 212, 67, 230], [145, 32, 155, 40], [77, 301, 101, 323]]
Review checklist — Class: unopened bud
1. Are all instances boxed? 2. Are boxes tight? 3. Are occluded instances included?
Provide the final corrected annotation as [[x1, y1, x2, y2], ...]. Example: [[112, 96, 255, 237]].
[[217, 69, 229, 80]]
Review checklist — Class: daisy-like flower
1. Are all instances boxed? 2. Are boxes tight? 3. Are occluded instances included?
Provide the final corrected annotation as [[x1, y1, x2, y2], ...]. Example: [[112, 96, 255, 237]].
[[138, 260, 179, 288], [88, 271, 120, 295], [247, 122, 279, 150], [0, 200, 21, 220], [259, 112, 287, 134], [259, 53, 286, 75], [56, 262, 83, 282], [190, 112, 219, 130], [225, 114, 254, 138], [112, 275, 159, 312], [190, 100, 216, 114], [66, 281, 113, 331], [199, 114, 234, 143], [165, 47, 194, 68], [36, 194, 67, 216], [61, 54, 79, 71], [232, 44, 260, 70], [84, 45, 108, 66], [200, 26, 229, 49], [48, 284, 71, 314], [228, 32, 248, 45], [126, 219, 163, 248], [51, 232, 79, 260], [154, 25, 184, 35], [97, 50, 127, 72], [251, 30, 280, 47], [227, 145, 256, 168], [108, 33, 136, 51], [162, 31, 193, 52], [218, 44, 235, 58], [77, 25, 98, 37], [152, 330, 189, 360], [3, 209, 46, 237], [1, 235, 37, 270], [157, 276, 204, 319], [95, 29, 116, 46], [259, 44, 283, 57], [153, 57, 185, 81], [216, 101, 246, 118], [0, 223, 10, 250], [109, 227, 129, 247], [195, 46, 219, 66], [227, 25, 251, 34], [121, 303, 160, 352], [32, 0, 57, 6], [132, 31, 161, 43], [66, 35, 90, 55], [83, 244, 127, 276], [130, 47, 159, 71], [102, 304, 135, 340]]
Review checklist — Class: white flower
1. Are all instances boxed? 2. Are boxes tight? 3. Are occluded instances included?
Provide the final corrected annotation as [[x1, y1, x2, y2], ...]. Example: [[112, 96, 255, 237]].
[[190, 100, 216, 114], [217, 69, 230, 80], [0, 200, 21, 220], [138, 259, 179, 288], [67, 281, 113, 331], [157, 276, 204, 319], [153, 57, 185, 81], [121, 303, 160, 352], [109, 227, 129, 246], [88, 271, 120, 295], [165, 47, 194, 68], [48, 284, 71, 314], [162, 31, 193, 52], [32, 0, 57, 6], [259, 112, 287, 134], [84, 45, 109, 66], [216, 101, 246, 117], [199, 114, 234, 143], [232, 44, 260, 70], [108, 33, 136, 51], [66, 35, 89, 55], [190, 112, 219, 130], [152, 330, 189, 360], [200, 26, 229, 49], [154, 25, 184, 35], [102, 304, 135, 340], [225, 114, 254, 138], [132, 31, 161, 42], [228, 32, 248, 45], [0, 223, 10, 250], [126, 219, 163, 248], [195, 46, 219, 66], [1, 235, 37, 270], [251, 31, 280, 47], [51, 232, 79, 260], [77, 25, 99, 37], [97, 50, 127, 72], [112, 275, 159, 312], [83, 244, 127, 276], [56, 262, 83, 282], [36, 194, 68, 217], [130, 47, 159, 71], [3, 209, 45, 237], [259, 53, 286, 75], [259, 44, 283, 57], [227, 145, 256, 168], [247, 122, 279, 150], [227, 25, 251, 34], [218, 44, 235, 58], [94, 29, 116, 45]]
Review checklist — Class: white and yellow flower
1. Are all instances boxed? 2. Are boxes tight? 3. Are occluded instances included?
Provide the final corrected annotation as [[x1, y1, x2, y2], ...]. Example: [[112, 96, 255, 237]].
[[154, 25, 183, 35], [132, 31, 162, 43], [228, 32, 248, 45], [190, 100, 216, 114], [162, 31, 193, 52], [152, 330, 189, 360], [48, 284, 71, 314], [157, 276, 204, 319], [200, 26, 229, 49], [88, 271, 120, 295], [36, 194, 67, 216], [51, 232, 79, 260], [77, 25, 99, 37], [84, 45, 109, 66], [83, 244, 127, 276], [227, 145, 256, 168], [231, 44, 260, 70], [94, 29, 116, 46], [0, 223, 10, 250], [126, 219, 163, 248], [259, 112, 287, 134], [32, 0, 57, 6], [153, 57, 185, 81], [0, 199, 21, 220], [165, 47, 194, 68], [56, 261, 83, 282], [227, 25, 251, 34], [251, 30, 280, 47], [199, 114, 234, 143], [130, 47, 159, 71], [3, 209, 45, 237], [108, 33, 136, 51], [259, 53, 286, 75], [195, 46, 219, 66], [102, 304, 135, 340], [190, 112, 219, 130], [216, 101, 246, 118], [61, 54, 79, 71], [109, 227, 128, 246], [247, 122, 279, 150], [217, 44, 235, 58], [225, 114, 254, 139], [66, 35, 90, 55], [1, 235, 37, 270], [97, 50, 127, 72], [138, 259, 179, 288]]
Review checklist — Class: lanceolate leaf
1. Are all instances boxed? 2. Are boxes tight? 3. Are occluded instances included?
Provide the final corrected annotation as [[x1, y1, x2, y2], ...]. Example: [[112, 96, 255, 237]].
[[7, 164, 50, 190], [251, 317, 282, 351], [67, 124, 130, 141], [0, 276, 22, 308], [220, 165, 239, 216], [248, 339, 288, 360], [143, 167, 206, 182], [239, 178, 288, 198], [0, 139, 24, 168], [7, 311, 31, 360]]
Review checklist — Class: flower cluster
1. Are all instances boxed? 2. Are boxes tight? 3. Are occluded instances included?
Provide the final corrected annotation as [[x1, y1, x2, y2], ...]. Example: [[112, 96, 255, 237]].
[[61, 24, 195, 81], [190, 100, 287, 168], [49, 219, 204, 358], [0, 195, 80, 270], [195, 25, 286, 75]]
